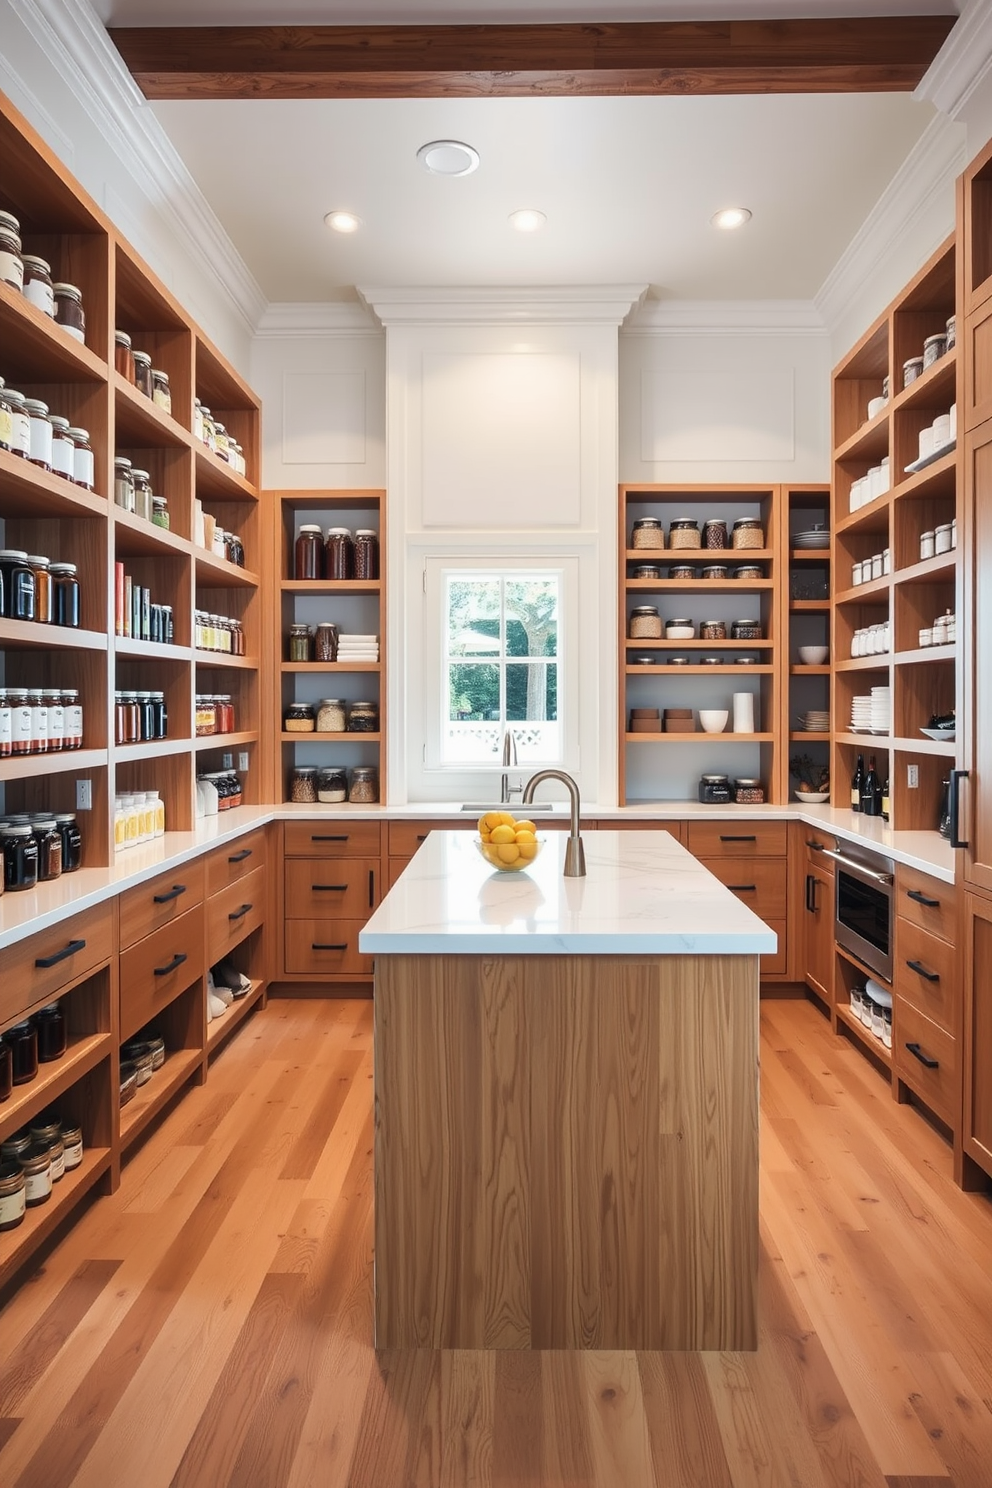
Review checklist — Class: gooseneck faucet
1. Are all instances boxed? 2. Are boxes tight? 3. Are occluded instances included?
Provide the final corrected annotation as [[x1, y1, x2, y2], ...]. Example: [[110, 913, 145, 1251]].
[[522, 769, 586, 877], [500, 728, 518, 804]]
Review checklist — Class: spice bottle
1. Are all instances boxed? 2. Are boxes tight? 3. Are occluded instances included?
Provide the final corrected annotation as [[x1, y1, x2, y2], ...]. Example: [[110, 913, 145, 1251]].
[[53, 282, 85, 343]]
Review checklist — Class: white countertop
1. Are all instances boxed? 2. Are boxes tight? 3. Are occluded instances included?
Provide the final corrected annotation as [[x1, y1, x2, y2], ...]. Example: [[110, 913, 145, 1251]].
[[359, 829, 779, 956]]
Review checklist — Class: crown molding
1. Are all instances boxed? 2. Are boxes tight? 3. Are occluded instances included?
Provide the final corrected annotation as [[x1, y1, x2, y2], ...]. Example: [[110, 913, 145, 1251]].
[[9, 0, 266, 335], [915, 0, 992, 119], [624, 299, 826, 337], [814, 112, 966, 336], [358, 284, 648, 327], [255, 301, 380, 338]]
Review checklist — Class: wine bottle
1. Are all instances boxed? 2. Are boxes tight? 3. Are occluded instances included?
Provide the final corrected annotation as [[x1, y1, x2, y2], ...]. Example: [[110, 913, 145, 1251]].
[[851, 752, 864, 813], [861, 755, 882, 817], [881, 776, 890, 822]]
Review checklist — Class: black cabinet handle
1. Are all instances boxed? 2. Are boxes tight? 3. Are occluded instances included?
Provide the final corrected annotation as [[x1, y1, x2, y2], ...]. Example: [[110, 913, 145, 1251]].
[[312, 942, 347, 951], [416, 834, 428, 842], [907, 888, 940, 908], [154, 952, 188, 977], [906, 959, 940, 983], [153, 884, 186, 904], [34, 938, 86, 969], [369, 868, 375, 908], [950, 769, 968, 850], [721, 834, 756, 842], [805, 839, 828, 852], [228, 903, 252, 921], [729, 884, 757, 893], [805, 873, 820, 912], [228, 848, 252, 863], [313, 884, 347, 892], [906, 1041, 939, 1070], [311, 833, 348, 842]]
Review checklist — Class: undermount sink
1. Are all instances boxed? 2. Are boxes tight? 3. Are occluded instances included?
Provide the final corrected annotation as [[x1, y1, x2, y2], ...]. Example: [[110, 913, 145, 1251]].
[[459, 802, 567, 815]]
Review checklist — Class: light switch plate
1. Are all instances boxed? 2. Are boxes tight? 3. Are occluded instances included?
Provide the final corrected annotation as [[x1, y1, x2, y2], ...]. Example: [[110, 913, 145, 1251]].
[[76, 778, 92, 810], [907, 764, 919, 788]]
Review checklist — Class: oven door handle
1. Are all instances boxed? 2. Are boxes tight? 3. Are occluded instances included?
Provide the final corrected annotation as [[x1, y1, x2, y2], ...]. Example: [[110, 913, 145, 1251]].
[[820, 848, 893, 886]]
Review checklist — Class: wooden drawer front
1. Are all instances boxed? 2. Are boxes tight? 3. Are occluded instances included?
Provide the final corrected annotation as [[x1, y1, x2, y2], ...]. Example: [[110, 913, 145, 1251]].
[[895, 1000, 957, 1127], [894, 919, 958, 1035], [0, 902, 115, 1027], [206, 827, 269, 896], [387, 820, 460, 857], [697, 857, 787, 921], [285, 858, 378, 920], [206, 866, 266, 960], [897, 865, 958, 946], [284, 820, 381, 858], [119, 903, 204, 1043], [119, 860, 206, 951], [760, 920, 787, 977], [803, 834, 836, 874], [686, 821, 788, 858], [284, 918, 373, 977]]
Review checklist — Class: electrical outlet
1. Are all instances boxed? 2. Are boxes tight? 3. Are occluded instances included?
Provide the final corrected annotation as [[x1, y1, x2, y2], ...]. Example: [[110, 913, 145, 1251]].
[[222, 752, 233, 770], [238, 752, 249, 771], [907, 764, 919, 789], [76, 778, 92, 810]]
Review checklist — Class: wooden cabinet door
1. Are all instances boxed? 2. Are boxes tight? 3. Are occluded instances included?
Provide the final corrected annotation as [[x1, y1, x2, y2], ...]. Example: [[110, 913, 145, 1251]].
[[963, 891, 992, 1180], [802, 860, 834, 1006], [963, 421, 992, 891]]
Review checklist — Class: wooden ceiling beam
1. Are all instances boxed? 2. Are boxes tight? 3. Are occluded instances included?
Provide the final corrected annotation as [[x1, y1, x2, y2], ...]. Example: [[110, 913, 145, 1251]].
[[109, 17, 955, 100]]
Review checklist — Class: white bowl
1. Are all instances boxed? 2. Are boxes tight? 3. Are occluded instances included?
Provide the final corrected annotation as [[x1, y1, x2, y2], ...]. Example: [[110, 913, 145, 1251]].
[[795, 789, 830, 803], [799, 645, 829, 665], [698, 710, 729, 734], [665, 625, 695, 639]]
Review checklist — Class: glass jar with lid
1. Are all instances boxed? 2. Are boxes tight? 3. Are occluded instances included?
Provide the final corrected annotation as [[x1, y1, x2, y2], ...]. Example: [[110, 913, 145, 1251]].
[[22, 254, 54, 316], [731, 518, 765, 550], [317, 766, 348, 803], [347, 701, 379, 733], [703, 519, 728, 549], [49, 415, 75, 480], [698, 774, 733, 804], [288, 624, 313, 661], [0, 550, 36, 620], [0, 1162, 26, 1234], [131, 468, 153, 521], [19, 1142, 52, 1207], [53, 282, 85, 343], [24, 399, 53, 470], [284, 701, 316, 733], [317, 698, 346, 732], [630, 517, 664, 550], [67, 427, 94, 489], [325, 527, 354, 580], [734, 778, 765, 804], [62, 689, 83, 747], [4, 1020, 38, 1084], [290, 766, 318, 804], [314, 622, 339, 662], [294, 524, 324, 580], [55, 813, 82, 872], [213, 421, 230, 461], [354, 530, 379, 579], [0, 377, 12, 453], [3, 825, 39, 892], [114, 457, 135, 512], [8, 689, 31, 754], [34, 1000, 66, 1060], [731, 619, 763, 640], [195, 696, 217, 736], [43, 688, 64, 750], [669, 518, 702, 550], [0, 209, 24, 290], [115, 329, 135, 382], [348, 766, 379, 803], [0, 688, 10, 758], [5, 389, 31, 458], [629, 605, 662, 639], [151, 369, 171, 414], [29, 555, 51, 624], [225, 531, 244, 566], [133, 351, 153, 399], [700, 620, 727, 640], [151, 495, 170, 529]]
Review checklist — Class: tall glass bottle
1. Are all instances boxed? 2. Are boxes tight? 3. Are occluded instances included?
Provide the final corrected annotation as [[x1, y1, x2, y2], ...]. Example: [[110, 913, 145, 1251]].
[[850, 752, 864, 813], [861, 755, 882, 817]]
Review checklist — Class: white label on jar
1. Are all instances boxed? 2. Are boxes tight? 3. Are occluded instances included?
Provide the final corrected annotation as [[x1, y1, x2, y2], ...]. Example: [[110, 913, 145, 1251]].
[[28, 413, 53, 467], [66, 702, 83, 742], [0, 405, 12, 448], [12, 704, 31, 748], [31, 702, 48, 747], [0, 1188, 26, 1225], [12, 409, 30, 456], [48, 703, 65, 746], [74, 446, 94, 487], [24, 276, 55, 316], [49, 1147, 65, 1181], [0, 699, 10, 751], [0, 249, 24, 289], [61, 324, 85, 344], [52, 435, 74, 478], [24, 1168, 52, 1203], [63, 1137, 83, 1169]]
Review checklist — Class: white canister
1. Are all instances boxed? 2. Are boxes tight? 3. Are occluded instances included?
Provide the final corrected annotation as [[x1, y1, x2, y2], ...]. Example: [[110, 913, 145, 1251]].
[[932, 412, 952, 449], [867, 395, 886, 420], [196, 777, 219, 817], [869, 464, 884, 500], [951, 517, 958, 549], [919, 425, 935, 462], [950, 402, 958, 442], [852, 560, 863, 586], [919, 627, 933, 648], [935, 523, 953, 555], [883, 548, 891, 575], [871, 553, 883, 581], [880, 457, 891, 493], [932, 614, 947, 644], [920, 530, 935, 561], [732, 692, 755, 734]]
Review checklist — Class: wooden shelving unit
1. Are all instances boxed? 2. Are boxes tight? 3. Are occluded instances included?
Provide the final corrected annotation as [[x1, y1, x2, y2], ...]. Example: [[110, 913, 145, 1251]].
[[784, 485, 831, 802]]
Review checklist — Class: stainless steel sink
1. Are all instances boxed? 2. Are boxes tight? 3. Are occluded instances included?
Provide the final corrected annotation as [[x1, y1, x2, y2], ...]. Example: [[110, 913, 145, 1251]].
[[459, 802, 566, 814]]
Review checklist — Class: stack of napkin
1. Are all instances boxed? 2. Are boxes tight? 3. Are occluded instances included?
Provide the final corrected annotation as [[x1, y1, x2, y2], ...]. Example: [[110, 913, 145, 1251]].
[[337, 633, 379, 662]]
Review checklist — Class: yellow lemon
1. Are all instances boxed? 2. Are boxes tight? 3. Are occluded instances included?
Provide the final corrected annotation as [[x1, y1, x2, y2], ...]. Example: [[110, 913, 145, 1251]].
[[517, 839, 538, 860], [514, 819, 536, 835], [514, 828, 536, 844], [498, 811, 517, 827], [481, 810, 504, 833], [479, 829, 491, 843], [496, 843, 520, 864], [490, 824, 516, 845]]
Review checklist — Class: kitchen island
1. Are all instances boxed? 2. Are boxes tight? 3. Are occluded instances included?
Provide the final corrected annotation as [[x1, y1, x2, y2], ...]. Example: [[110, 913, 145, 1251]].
[[360, 828, 776, 1351]]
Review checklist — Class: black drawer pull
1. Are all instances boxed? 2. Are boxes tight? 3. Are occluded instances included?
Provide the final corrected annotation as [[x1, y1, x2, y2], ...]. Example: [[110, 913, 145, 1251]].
[[312, 942, 347, 951], [906, 959, 940, 983], [805, 839, 828, 852], [228, 903, 252, 920], [369, 868, 375, 908], [34, 938, 86, 969], [729, 884, 757, 893], [153, 884, 186, 904], [313, 884, 347, 892], [907, 888, 940, 908], [154, 952, 188, 977], [311, 833, 348, 842], [906, 1041, 939, 1070], [417, 834, 428, 842], [228, 848, 252, 863], [720, 834, 756, 842], [805, 873, 820, 912]]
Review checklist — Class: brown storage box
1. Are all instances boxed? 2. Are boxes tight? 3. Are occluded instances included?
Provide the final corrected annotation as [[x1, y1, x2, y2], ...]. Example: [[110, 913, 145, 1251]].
[[664, 718, 696, 732], [631, 719, 662, 732]]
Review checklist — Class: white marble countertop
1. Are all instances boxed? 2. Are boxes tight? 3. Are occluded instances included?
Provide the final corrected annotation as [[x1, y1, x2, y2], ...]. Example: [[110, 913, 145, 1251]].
[[359, 829, 779, 956]]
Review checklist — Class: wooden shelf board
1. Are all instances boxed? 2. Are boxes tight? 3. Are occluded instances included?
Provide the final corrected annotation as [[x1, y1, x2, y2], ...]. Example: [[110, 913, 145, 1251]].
[[0, 280, 108, 384], [625, 664, 774, 675], [625, 732, 774, 744], [789, 600, 830, 611], [624, 548, 774, 562], [113, 372, 191, 448], [890, 348, 957, 415], [194, 730, 258, 752], [279, 579, 382, 595], [194, 445, 258, 503], [835, 657, 891, 672], [280, 731, 382, 744], [113, 508, 192, 559], [0, 447, 108, 519], [892, 735, 958, 757], [893, 644, 956, 665], [835, 732, 892, 748], [0, 617, 107, 652], [206, 980, 265, 1057], [0, 1147, 112, 1291], [194, 552, 260, 589], [790, 549, 831, 562], [114, 636, 191, 662], [893, 553, 957, 586], [0, 748, 108, 782], [790, 731, 830, 742], [835, 493, 891, 536], [625, 579, 774, 591], [114, 736, 193, 763], [120, 1047, 204, 1150], [891, 448, 957, 502], [0, 1032, 111, 1132], [835, 1002, 892, 1070], [280, 661, 381, 673], [624, 639, 774, 650], [789, 664, 831, 674], [834, 409, 890, 464], [834, 576, 890, 604], [193, 650, 259, 670]]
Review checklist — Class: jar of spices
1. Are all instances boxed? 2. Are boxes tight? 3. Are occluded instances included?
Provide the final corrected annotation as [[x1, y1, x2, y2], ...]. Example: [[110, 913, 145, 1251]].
[[349, 766, 379, 803], [317, 698, 347, 732], [668, 518, 701, 550], [0, 209, 24, 290], [700, 620, 727, 640], [0, 1042, 11, 1101], [8, 690, 30, 755], [923, 333, 946, 368], [632, 563, 663, 579], [703, 519, 728, 549], [5, 389, 30, 458], [24, 399, 53, 470], [631, 517, 665, 550], [732, 563, 763, 580], [212, 422, 230, 462], [698, 774, 733, 804], [29, 554, 52, 624], [629, 606, 662, 639], [0, 689, 10, 757], [0, 378, 13, 453], [114, 457, 135, 511], [735, 778, 765, 804], [67, 427, 94, 489], [347, 701, 379, 733], [284, 702, 315, 733], [316, 766, 348, 803], [43, 689, 64, 750], [225, 532, 244, 566], [63, 689, 82, 748], [22, 254, 55, 316], [28, 688, 48, 751], [903, 355, 924, 388], [34, 1001, 66, 1061], [49, 415, 75, 481], [731, 518, 764, 550], [0, 550, 36, 620], [354, 529, 380, 579], [288, 624, 313, 661], [55, 813, 82, 872], [115, 329, 135, 381], [60, 1123, 83, 1171], [325, 527, 354, 580], [151, 369, 171, 414], [294, 524, 324, 579], [290, 766, 318, 804], [5, 1018, 38, 1081], [131, 468, 153, 521], [700, 564, 728, 580], [667, 563, 697, 580], [0, 1162, 26, 1233], [19, 1142, 52, 1207], [151, 496, 170, 529], [133, 351, 153, 399], [194, 696, 216, 736], [0, 1133, 32, 1163], [314, 622, 339, 662], [53, 282, 85, 342], [731, 619, 763, 640]]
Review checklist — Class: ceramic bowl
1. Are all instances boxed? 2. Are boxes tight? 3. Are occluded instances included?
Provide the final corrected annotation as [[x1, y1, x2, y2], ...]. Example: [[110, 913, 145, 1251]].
[[799, 645, 829, 665], [698, 710, 729, 734], [476, 838, 544, 873], [794, 789, 830, 803]]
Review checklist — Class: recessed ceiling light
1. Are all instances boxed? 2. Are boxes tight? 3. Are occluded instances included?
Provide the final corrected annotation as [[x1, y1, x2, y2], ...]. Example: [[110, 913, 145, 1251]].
[[417, 140, 480, 177], [711, 207, 752, 231], [509, 209, 547, 233], [324, 211, 362, 234]]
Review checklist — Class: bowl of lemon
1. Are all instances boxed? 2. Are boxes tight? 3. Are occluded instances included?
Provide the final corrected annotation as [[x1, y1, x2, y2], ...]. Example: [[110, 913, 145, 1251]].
[[475, 811, 544, 872]]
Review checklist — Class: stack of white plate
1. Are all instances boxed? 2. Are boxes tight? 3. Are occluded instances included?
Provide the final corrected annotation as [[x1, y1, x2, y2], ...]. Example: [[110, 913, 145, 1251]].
[[870, 685, 891, 735], [798, 710, 830, 732], [849, 695, 873, 731], [794, 527, 830, 549]]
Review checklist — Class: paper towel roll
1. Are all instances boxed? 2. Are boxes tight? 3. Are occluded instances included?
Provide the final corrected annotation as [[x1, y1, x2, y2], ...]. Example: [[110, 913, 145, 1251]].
[[733, 692, 755, 733]]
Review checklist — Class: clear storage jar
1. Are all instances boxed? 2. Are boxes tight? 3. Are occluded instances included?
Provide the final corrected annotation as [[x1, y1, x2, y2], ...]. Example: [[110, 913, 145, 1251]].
[[629, 606, 662, 639]]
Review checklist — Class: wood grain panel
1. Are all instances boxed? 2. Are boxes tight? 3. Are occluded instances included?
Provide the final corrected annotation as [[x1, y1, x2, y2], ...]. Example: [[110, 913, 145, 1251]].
[[894, 999, 957, 1128], [894, 917, 959, 1035], [374, 951, 758, 1351], [686, 820, 788, 856], [897, 863, 958, 945], [0, 902, 114, 1027], [118, 902, 204, 1042], [283, 819, 381, 857], [695, 855, 788, 919], [204, 864, 266, 962], [118, 859, 205, 950], [204, 826, 268, 895], [283, 856, 378, 920], [283, 918, 372, 976]]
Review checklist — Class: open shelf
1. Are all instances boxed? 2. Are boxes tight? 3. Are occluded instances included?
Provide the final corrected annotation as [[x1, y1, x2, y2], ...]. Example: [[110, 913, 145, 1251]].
[[626, 663, 774, 675], [114, 736, 193, 763], [625, 731, 774, 744], [835, 1002, 892, 1070], [0, 446, 107, 519], [0, 747, 108, 782], [119, 1048, 204, 1150], [0, 617, 107, 652], [194, 729, 258, 752], [194, 649, 259, 670], [206, 980, 265, 1057], [0, 278, 108, 384], [0, 1146, 113, 1289], [194, 551, 259, 588]]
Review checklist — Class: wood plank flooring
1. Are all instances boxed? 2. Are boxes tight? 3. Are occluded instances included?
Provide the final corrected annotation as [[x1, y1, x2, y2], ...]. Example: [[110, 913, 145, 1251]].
[[1, 994, 991, 1488]]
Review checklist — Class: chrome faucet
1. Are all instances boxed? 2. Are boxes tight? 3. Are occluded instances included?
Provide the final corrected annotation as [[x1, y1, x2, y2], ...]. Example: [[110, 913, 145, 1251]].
[[522, 769, 586, 877], [500, 729, 518, 804]]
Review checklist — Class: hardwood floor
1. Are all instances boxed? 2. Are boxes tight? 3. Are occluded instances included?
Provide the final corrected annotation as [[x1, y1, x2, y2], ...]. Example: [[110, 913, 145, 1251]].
[[1, 994, 991, 1487]]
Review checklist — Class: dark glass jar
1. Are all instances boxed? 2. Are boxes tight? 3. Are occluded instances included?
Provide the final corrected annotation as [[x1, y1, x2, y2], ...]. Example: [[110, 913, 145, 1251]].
[[347, 701, 379, 733], [0, 550, 35, 620], [316, 766, 348, 803], [225, 532, 245, 567], [53, 282, 85, 343], [29, 555, 52, 624], [5, 1020, 39, 1083], [115, 329, 135, 382], [354, 529, 379, 579], [0, 1161, 26, 1233], [314, 622, 339, 662], [137, 691, 155, 741], [284, 702, 315, 733], [19, 1142, 52, 1206], [151, 691, 167, 738], [294, 524, 323, 580], [698, 774, 733, 804], [133, 351, 153, 399], [32, 819, 63, 882], [50, 562, 81, 627], [325, 527, 354, 580], [731, 619, 763, 640], [34, 1002, 67, 1062], [55, 813, 82, 872], [0, 1042, 11, 1103], [3, 824, 39, 892]]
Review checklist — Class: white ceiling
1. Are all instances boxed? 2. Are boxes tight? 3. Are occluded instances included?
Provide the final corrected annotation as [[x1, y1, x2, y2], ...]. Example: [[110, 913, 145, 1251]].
[[91, 3, 957, 305]]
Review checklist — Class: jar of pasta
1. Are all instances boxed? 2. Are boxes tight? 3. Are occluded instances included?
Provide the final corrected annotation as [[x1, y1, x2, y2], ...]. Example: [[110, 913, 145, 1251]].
[[668, 518, 701, 550], [731, 518, 764, 550]]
